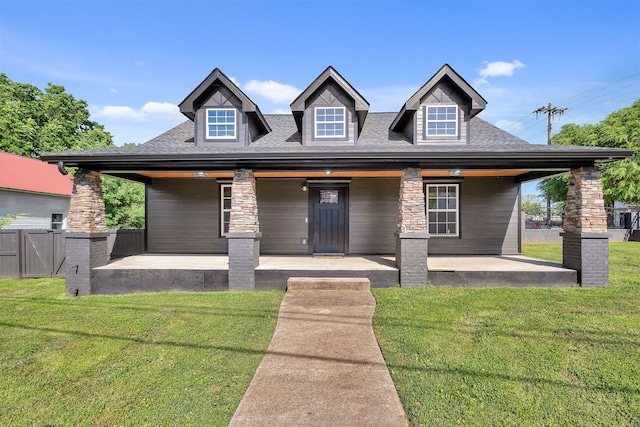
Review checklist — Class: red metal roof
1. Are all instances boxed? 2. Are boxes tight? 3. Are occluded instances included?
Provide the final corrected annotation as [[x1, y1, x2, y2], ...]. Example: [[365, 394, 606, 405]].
[[0, 152, 72, 196]]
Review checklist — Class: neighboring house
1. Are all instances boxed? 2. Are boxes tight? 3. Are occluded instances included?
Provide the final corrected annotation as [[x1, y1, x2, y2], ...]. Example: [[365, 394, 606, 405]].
[[0, 152, 72, 229], [42, 64, 633, 295]]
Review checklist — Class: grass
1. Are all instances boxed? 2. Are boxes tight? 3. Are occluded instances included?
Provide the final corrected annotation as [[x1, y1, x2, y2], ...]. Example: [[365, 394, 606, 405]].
[[372, 242, 640, 426], [2, 244, 638, 426], [0, 281, 283, 426]]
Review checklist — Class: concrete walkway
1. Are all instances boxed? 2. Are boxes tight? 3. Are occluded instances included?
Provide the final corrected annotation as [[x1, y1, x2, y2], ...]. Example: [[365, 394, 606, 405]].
[[229, 279, 408, 427]]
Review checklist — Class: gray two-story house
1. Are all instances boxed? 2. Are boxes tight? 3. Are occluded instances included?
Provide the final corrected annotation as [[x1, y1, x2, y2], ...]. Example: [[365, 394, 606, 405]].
[[42, 64, 631, 295]]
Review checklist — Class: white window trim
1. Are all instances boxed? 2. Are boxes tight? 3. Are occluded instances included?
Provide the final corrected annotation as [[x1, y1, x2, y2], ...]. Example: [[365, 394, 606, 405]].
[[314, 106, 346, 138], [426, 105, 458, 137], [220, 184, 232, 236], [426, 183, 459, 237], [206, 108, 236, 139]]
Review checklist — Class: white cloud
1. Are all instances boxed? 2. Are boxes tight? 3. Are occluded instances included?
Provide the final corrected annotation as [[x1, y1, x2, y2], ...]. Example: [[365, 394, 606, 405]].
[[475, 60, 525, 85], [229, 76, 239, 86], [243, 79, 301, 104], [271, 108, 290, 114], [135, 60, 144, 66], [91, 102, 182, 122], [110, 88, 119, 93]]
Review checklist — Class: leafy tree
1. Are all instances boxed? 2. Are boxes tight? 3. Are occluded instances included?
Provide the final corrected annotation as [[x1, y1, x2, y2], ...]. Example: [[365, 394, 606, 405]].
[[521, 194, 544, 216], [0, 75, 145, 228], [0, 213, 17, 228], [0, 73, 113, 157], [538, 100, 640, 205], [102, 177, 145, 229]]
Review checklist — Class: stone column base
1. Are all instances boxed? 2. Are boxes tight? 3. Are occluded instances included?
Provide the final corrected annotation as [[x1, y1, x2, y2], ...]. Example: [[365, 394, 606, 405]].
[[395, 232, 430, 287], [65, 232, 109, 296], [561, 232, 609, 287], [227, 232, 261, 291]]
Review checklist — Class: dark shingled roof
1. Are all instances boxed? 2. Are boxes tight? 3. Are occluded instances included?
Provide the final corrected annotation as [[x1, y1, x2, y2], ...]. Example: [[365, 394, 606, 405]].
[[40, 112, 632, 177], [44, 112, 595, 157]]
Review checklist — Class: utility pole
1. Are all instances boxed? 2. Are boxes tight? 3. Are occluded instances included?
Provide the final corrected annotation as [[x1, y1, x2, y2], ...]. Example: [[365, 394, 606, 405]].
[[533, 103, 568, 228]]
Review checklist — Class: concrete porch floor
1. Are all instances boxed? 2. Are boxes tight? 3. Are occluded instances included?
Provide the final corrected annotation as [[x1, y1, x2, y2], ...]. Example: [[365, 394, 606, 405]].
[[91, 254, 577, 294]]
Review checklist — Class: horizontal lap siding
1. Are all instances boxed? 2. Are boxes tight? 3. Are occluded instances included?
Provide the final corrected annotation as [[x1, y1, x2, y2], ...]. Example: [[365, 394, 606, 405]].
[[146, 179, 226, 253], [429, 178, 520, 255], [349, 178, 399, 254], [257, 179, 308, 254]]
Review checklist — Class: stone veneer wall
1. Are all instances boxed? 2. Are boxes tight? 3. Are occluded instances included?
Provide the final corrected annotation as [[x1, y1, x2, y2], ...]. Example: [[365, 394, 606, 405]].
[[67, 169, 107, 232], [227, 169, 261, 291], [396, 168, 430, 287], [229, 169, 259, 233], [562, 166, 609, 287], [397, 168, 427, 233], [564, 167, 607, 233]]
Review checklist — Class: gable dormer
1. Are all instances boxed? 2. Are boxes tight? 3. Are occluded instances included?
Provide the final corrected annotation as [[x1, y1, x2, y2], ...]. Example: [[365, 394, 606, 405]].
[[179, 68, 270, 147], [390, 64, 487, 145], [290, 66, 369, 146]]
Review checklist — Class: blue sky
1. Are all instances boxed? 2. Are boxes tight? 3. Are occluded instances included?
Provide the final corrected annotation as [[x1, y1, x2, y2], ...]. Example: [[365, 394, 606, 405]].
[[1, 0, 639, 196]]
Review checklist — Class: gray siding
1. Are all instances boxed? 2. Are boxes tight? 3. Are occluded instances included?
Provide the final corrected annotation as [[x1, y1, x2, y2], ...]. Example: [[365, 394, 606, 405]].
[[428, 178, 520, 255], [257, 179, 308, 254], [303, 83, 358, 146], [349, 178, 398, 254], [194, 86, 248, 146], [146, 179, 227, 253], [0, 189, 69, 229]]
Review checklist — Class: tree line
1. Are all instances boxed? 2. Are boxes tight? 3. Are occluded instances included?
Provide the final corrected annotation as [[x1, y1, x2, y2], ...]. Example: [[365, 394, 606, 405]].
[[0, 74, 144, 228]]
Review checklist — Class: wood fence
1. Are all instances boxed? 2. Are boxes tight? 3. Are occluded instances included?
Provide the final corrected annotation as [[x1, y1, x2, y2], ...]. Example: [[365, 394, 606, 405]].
[[0, 229, 145, 279]]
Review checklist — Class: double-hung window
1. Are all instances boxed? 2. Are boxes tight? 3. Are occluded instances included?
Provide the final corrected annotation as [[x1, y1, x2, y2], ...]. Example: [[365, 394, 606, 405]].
[[51, 213, 64, 230], [426, 184, 459, 236], [220, 184, 232, 236], [207, 109, 236, 139], [315, 107, 345, 138], [426, 106, 458, 136]]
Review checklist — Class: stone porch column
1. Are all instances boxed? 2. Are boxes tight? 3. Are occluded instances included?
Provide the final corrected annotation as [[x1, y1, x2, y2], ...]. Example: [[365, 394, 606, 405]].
[[227, 169, 261, 291], [561, 166, 609, 287], [395, 168, 430, 287], [65, 169, 109, 296]]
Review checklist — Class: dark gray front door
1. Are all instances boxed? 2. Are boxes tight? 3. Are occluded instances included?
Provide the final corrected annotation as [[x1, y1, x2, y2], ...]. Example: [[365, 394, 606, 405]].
[[311, 187, 347, 254]]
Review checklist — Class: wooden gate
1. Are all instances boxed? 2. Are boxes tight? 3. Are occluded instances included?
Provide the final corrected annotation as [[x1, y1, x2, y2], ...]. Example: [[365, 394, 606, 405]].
[[0, 231, 20, 278], [0, 230, 66, 278]]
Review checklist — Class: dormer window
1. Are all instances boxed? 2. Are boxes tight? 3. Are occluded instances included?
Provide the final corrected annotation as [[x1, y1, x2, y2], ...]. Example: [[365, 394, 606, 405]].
[[426, 106, 458, 136], [315, 107, 345, 138], [207, 108, 236, 139]]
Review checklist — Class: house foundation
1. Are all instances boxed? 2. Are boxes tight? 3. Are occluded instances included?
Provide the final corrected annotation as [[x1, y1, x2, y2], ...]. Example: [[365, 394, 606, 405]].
[[562, 166, 609, 287]]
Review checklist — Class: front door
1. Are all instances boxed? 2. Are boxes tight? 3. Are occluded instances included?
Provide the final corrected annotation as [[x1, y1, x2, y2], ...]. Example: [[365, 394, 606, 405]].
[[311, 186, 347, 254]]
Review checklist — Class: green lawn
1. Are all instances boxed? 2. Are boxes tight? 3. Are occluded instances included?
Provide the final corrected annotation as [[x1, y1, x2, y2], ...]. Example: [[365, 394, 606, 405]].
[[0, 281, 283, 426], [372, 242, 640, 426], [2, 244, 639, 426]]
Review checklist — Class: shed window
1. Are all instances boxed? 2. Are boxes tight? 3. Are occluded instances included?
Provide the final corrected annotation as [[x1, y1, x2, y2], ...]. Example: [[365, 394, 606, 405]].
[[220, 184, 232, 235], [51, 213, 64, 230], [315, 107, 345, 137], [426, 184, 459, 236], [426, 106, 457, 136], [207, 109, 236, 139]]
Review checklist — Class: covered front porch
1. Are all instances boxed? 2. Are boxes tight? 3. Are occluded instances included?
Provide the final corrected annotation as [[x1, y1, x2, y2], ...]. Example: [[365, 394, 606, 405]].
[[89, 254, 577, 294]]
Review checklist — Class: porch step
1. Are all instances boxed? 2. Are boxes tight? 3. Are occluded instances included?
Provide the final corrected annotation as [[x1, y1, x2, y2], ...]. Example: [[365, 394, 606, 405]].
[[286, 277, 371, 291]]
